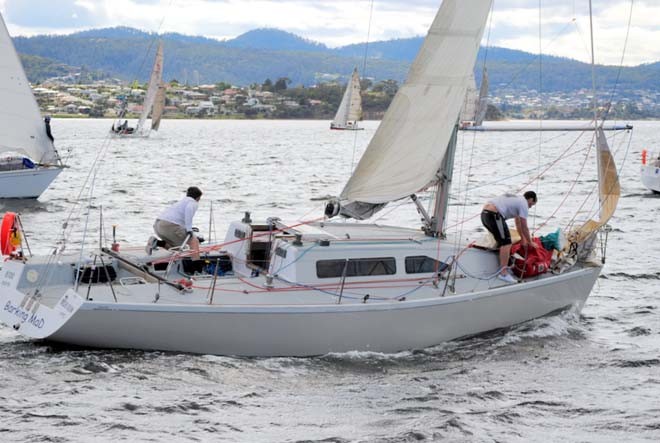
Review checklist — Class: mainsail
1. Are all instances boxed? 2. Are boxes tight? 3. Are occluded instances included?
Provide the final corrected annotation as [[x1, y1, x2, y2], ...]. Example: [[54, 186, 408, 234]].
[[151, 83, 166, 131], [331, 68, 362, 128], [137, 41, 164, 135], [0, 14, 58, 164], [338, 0, 493, 218]]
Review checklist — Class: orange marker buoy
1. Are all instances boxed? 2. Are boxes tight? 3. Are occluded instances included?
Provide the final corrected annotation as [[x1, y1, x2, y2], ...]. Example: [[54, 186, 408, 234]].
[[642, 149, 647, 165], [0, 212, 17, 256]]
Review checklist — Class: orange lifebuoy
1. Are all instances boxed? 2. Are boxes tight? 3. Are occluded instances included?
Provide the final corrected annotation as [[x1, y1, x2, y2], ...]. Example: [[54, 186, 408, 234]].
[[642, 149, 647, 165], [1, 212, 18, 256]]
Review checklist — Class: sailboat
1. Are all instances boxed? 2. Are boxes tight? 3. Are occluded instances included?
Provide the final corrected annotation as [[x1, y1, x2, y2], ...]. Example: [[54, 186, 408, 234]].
[[330, 67, 363, 130], [0, 0, 621, 356], [111, 42, 164, 137], [640, 149, 660, 193], [0, 14, 64, 199]]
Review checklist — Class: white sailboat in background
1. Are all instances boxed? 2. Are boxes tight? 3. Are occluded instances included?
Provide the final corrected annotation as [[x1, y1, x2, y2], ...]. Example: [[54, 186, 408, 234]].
[[0, 13, 64, 199], [112, 41, 164, 137], [0, 0, 624, 356], [460, 69, 489, 129], [641, 149, 660, 193], [460, 68, 632, 132], [330, 67, 363, 130]]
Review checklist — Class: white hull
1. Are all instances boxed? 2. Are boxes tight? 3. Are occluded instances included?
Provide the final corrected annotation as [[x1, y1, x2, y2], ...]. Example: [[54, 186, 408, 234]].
[[641, 165, 660, 193], [46, 265, 598, 357], [0, 219, 603, 356], [0, 166, 62, 198]]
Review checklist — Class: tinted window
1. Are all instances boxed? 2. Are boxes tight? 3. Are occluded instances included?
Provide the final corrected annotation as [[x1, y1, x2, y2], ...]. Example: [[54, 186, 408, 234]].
[[405, 256, 448, 274], [316, 257, 397, 278]]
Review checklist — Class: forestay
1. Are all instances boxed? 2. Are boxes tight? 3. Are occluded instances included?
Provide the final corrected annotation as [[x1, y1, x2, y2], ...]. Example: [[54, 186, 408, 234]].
[[338, 0, 492, 218], [0, 13, 58, 164]]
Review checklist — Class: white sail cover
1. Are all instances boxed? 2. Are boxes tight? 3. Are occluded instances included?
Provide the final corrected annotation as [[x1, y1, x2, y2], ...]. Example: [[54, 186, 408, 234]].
[[151, 83, 166, 131], [137, 41, 163, 135], [332, 67, 362, 127], [340, 0, 492, 208], [0, 14, 58, 163]]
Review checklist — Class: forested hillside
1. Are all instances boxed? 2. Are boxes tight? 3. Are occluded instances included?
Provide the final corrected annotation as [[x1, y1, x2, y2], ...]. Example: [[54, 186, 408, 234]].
[[13, 27, 660, 94]]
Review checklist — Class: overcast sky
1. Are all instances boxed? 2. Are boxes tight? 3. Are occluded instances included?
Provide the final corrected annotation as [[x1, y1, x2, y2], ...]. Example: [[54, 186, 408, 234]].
[[0, 0, 656, 66]]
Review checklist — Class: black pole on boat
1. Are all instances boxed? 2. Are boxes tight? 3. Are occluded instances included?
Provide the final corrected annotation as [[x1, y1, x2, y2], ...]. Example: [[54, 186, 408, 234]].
[[337, 259, 349, 304], [208, 258, 220, 304], [97, 253, 118, 302]]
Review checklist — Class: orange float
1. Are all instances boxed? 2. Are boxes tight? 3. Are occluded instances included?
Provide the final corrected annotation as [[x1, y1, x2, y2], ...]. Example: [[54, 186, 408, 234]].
[[0, 212, 19, 256], [642, 149, 647, 165]]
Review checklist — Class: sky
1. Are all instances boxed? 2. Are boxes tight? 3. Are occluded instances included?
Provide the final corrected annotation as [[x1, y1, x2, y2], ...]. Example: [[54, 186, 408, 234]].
[[0, 0, 657, 66]]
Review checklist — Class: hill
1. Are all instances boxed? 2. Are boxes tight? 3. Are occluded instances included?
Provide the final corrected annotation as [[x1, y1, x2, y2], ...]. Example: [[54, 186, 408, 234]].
[[12, 27, 660, 94]]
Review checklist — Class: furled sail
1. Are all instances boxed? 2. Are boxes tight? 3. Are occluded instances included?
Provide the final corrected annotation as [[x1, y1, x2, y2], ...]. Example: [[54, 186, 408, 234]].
[[137, 41, 164, 135], [569, 127, 620, 244], [338, 0, 493, 219], [332, 67, 362, 128], [0, 14, 58, 164], [151, 83, 166, 131]]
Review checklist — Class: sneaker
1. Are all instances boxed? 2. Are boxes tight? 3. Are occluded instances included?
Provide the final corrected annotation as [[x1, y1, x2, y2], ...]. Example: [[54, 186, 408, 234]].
[[497, 271, 517, 284], [145, 236, 158, 255]]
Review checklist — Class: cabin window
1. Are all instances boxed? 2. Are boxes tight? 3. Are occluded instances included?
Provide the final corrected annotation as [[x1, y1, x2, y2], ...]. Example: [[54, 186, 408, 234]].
[[316, 257, 396, 278], [405, 256, 449, 274]]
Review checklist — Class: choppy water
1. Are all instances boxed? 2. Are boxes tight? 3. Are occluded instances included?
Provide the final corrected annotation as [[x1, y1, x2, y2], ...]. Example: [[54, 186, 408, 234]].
[[1, 119, 659, 442]]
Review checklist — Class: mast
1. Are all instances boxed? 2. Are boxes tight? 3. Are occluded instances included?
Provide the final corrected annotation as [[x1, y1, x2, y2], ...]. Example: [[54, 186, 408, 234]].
[[418, 122, 458, 237]]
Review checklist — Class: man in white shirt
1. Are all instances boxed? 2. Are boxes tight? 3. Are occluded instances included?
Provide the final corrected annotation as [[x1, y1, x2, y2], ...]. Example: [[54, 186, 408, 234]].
[[147, 186, 202, 259], [481, 191, 537, 283]]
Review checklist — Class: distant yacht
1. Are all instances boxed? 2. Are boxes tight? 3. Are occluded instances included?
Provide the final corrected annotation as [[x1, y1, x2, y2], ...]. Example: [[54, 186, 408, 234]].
[[0, 13, 64, 199], [111, 42, 165, 137], [330, 67, 363, 131], [641, 149, 660, 193]]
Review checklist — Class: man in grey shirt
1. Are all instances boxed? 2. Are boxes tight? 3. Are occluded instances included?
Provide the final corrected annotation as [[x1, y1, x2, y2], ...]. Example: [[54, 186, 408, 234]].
[[481, 191, 538, 283]]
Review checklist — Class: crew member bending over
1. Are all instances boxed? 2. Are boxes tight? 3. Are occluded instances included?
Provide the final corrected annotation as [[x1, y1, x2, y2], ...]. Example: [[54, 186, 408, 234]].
[[147, 186, 202, 259], [481, 191, 537, 283]]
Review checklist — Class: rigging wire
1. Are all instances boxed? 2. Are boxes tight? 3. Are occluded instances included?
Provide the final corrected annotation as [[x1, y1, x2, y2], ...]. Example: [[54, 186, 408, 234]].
[[534, 0, 543, 230], [348, 0, 375, 176]]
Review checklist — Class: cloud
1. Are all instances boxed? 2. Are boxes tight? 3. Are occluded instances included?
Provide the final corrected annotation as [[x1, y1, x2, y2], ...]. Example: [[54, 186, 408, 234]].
[[3, 0, 102, 28]]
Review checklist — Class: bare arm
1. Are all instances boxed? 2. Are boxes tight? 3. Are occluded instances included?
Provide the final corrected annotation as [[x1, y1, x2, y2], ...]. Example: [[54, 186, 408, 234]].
[[515, 217, 535, 246]]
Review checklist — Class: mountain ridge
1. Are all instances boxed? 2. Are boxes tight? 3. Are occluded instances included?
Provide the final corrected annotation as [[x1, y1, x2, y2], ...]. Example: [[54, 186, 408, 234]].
[[12, 27, 660, 93]]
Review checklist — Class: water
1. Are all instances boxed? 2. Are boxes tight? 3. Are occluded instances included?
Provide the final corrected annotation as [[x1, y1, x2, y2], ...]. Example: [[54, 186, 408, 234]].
[[1, 119, 659, 442]]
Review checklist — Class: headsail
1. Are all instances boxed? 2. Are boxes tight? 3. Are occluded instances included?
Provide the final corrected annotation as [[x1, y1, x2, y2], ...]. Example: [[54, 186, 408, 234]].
[[151, 83, 166, 131], [569, 127, 620, 244], [0, 14, 58, 164], [137, 41, 164, 135], [332, 67, 362, 128], [338, 0, 493, 218]]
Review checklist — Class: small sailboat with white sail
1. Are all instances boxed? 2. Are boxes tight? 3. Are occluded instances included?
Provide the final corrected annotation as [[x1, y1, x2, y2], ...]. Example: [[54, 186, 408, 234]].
[[111, 42, 165, 137], [0, 0, 625, 356], [330, 67, 363, 130], [0, 13, 64, 199]]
